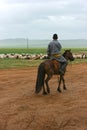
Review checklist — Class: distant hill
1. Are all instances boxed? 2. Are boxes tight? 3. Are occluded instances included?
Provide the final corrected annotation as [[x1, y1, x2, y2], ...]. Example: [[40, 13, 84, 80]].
[[60, 39, 87, 48], [0, 38, 87, 48], [0, 38, 27, 48]]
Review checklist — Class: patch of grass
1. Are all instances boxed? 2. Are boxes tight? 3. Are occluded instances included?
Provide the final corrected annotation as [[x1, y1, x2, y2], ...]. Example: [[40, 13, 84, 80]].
[[0, 59, 43, 69], [70, 58, 87, 64], [0, 48, 87, 54], [62, 48, 87, 53], [0, 48, 46, 54], [0, 58, 87, 69], [0, 48, 87, 69]]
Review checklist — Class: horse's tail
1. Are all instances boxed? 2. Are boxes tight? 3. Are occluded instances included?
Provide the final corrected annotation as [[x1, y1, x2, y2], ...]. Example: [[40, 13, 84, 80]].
[[35, 63, 45, 93]]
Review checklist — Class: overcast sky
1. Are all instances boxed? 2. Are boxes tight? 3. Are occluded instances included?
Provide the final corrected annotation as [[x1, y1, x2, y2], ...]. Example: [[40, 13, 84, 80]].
[[0, 0, 87, 40]]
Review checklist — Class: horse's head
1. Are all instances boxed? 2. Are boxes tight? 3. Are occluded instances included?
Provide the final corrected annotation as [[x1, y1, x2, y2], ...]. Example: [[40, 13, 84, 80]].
[[63, 50, 74, 61]]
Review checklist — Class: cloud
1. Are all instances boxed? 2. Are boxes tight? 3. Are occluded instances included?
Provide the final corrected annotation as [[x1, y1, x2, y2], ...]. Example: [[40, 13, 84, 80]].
[[0, 0, 87, 39]]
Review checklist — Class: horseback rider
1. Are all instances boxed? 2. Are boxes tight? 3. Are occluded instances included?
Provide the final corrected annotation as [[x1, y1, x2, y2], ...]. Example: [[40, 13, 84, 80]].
[[47, 34, 68, 75]]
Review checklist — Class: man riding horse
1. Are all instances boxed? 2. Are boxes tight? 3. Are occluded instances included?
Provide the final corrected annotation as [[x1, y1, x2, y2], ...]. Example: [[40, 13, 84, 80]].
[[47, 34, 67, 75]]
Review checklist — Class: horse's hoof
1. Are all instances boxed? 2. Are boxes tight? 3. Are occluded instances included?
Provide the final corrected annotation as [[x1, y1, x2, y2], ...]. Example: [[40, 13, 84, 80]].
[[57, 88, 61, 93], [47, 90, 50, 93], [64, 87, 67, 90], [64, 86, 67, 90], [43, 92, 47, 95]]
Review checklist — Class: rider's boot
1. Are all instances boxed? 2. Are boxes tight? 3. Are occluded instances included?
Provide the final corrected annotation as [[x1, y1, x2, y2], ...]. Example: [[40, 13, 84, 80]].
[[59, 62, 67, 75]]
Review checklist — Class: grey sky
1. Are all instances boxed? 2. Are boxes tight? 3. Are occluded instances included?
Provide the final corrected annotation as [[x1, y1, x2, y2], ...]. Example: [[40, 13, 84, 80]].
[[0, 0, 87, 39]]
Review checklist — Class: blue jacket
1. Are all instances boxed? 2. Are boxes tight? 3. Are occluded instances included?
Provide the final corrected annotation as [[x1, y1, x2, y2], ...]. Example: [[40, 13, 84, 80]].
[[47, 40, 62, 55], [47, 40, 67, 62]]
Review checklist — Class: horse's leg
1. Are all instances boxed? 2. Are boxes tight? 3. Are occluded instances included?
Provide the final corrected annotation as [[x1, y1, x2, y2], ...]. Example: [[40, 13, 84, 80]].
[[42, 83, 47, 95], [45, 75, 52, 94], [61, 76, 67, 90], [57, 75, 62, 92]]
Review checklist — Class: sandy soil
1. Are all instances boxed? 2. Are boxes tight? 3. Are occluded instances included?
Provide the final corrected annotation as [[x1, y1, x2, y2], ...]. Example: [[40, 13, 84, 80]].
[[0, 63, 87, 130]]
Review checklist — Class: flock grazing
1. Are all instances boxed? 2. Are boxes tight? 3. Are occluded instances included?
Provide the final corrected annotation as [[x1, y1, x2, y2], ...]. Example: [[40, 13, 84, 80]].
[[0, 53, 87, 60], [0, 53, 48, 60]]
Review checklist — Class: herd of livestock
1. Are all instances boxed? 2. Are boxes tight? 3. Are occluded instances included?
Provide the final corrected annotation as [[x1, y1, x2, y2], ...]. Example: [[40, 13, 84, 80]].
[[0, 53, 87, 60]]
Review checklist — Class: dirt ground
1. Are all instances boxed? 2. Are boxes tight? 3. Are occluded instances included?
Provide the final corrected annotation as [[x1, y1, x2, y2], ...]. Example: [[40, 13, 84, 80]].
[[0, 63, 87, 130]]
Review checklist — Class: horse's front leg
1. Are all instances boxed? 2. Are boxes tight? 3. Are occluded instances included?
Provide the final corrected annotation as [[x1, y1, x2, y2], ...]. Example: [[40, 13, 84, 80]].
[[62, 76, 67, 90], [57, 75, 62, 92]]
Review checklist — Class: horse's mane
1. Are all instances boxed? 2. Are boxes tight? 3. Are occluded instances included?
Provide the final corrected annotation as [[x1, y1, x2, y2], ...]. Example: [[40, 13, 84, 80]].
[[62, 49, 71, 57]]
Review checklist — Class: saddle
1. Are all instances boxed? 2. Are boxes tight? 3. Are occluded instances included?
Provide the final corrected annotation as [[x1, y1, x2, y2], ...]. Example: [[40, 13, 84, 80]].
[[51, 59, 61, 74]]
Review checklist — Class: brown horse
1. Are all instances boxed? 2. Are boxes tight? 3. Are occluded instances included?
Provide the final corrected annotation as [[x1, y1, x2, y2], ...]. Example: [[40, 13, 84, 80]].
[[35, 50, 74, 94]]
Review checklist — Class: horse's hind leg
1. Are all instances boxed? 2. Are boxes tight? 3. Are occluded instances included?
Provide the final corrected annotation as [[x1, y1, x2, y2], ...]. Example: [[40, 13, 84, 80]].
[[42, 84, 47, 95], [45, 75, 52, 94]]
